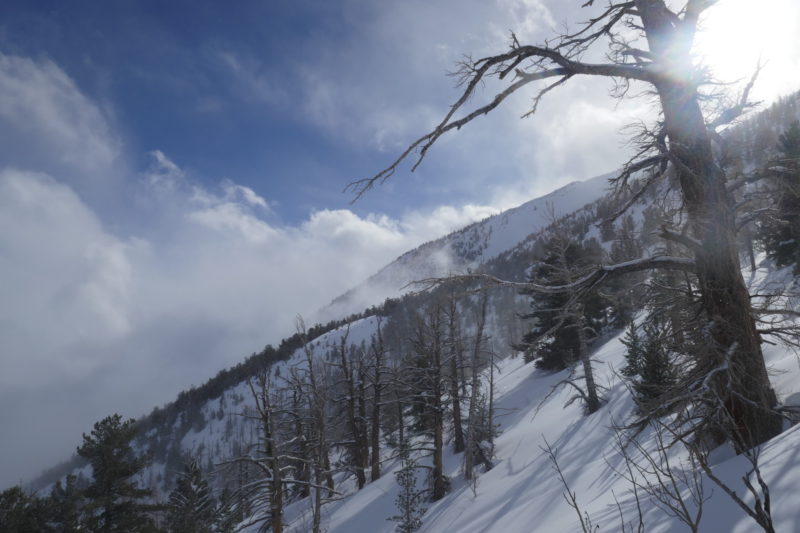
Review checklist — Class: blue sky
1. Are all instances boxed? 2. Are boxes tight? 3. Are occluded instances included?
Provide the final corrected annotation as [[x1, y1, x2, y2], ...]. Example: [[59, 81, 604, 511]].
[[0, 0, 575, 223], [1, 0, 798, 488]]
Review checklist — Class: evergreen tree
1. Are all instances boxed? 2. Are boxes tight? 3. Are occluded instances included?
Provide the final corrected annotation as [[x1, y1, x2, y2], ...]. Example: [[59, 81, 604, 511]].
[[48, 474, 85, 532], [622, 319, 678, 411], [388, 440, 426, 533], [620, 322, 643, 378], [0, 486, 51, 532], [520, 234, 607, 371], [214, 487, 240, 533], [77, 414, 155, 533], [166, 458, 217, 533], [634, 329, 676, 406], [759, 121, 800, 271]]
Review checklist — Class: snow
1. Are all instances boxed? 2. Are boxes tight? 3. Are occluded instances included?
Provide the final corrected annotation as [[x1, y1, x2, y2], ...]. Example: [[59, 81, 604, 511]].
[[323, 173, 613, 318], [276, 260, 800, 533], [35, 163, 800, 532]]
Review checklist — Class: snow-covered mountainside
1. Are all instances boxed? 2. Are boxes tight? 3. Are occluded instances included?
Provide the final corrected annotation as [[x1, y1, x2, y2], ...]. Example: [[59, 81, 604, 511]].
[[29, 93, 800, 532], [322, 173, 612, 319], [299, 262, 800, 532]]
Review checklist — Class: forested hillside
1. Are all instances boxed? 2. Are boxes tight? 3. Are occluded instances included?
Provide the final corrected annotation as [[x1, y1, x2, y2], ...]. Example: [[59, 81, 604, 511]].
[[4, 90, 799, 532]]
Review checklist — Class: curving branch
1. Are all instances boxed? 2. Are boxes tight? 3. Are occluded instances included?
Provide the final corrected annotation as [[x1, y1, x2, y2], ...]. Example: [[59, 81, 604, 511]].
[[346, 38, 657, 201], [411, 255, 695, 297]]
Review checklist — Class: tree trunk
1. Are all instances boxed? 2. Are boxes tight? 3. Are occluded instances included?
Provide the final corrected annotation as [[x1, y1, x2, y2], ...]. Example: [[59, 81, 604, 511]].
[[356, 368, 370, 485], [339, 340, 366, 490], [432, 406, 446, 501], [487, 345, 495, 461], [311, 461, 322, 533], [638, 0, 780, 448], [260, 385, 283, 533], [431, 314, 447, 501], [464, 295, 487, 480], [447, 299, 466, 453], [576, 312, 601, 414], [396, 391, 405, 446], [370, 330, 384, 482]]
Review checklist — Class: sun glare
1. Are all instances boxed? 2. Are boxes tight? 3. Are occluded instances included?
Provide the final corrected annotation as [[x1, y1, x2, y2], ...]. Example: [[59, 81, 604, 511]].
[[694, 0, 800, 102]]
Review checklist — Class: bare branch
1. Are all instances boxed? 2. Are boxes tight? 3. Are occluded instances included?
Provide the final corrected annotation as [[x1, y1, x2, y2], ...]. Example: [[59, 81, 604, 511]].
[[412, 255, 695, 297]]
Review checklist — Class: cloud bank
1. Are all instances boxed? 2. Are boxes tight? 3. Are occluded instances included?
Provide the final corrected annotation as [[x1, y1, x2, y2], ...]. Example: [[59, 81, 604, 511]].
[[0, 53, 496, 488]]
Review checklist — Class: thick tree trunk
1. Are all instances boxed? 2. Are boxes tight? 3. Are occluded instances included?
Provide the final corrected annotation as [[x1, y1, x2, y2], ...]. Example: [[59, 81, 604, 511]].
[[638, 0, 780, 448]]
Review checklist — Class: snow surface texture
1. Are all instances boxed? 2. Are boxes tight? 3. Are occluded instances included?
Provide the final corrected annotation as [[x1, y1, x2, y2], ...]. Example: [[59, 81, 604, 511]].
[[274, 261, 800, 533]]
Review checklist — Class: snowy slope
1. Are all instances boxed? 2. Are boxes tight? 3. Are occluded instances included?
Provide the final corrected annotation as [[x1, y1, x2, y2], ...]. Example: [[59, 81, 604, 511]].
[[129, 316, 386, 500], [279, 261, 800, 533], [323, 173, 612, 318]]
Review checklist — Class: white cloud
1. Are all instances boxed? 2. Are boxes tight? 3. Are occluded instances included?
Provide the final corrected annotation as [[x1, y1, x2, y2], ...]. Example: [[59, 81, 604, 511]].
[[0, 53, 121, 194], [0, 149, 495, 487], [187, 202, 276, 243], [0, 169, 136, 385]]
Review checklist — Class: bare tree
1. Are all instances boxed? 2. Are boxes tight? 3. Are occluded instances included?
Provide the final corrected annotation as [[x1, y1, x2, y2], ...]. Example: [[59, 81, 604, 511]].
[[409, 304, 449, 501], [226, 375, 288, 533], [295, 317, 336, 496], [542, 439, 600, 533], [672, 405, 777, 533], [464, 294, 494, 480], [445, 295, 466, 454], [329, 326, 369, 489], [367, 318, 390, 482], [351, 0, 781, 449], [609, 419, 708, 533]]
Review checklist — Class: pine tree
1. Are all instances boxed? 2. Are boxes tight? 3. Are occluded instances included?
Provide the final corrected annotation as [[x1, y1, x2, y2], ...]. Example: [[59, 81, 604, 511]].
[[77, 414, 154, 533], [622, 320, 678, 412], [166, 458, 217, 533], [214, 486, 240, 533], [0, 486, 51, 532], [388, 440, 426, 533], [620, 322, 643, 378], [520, 234, 608, 371], [760, 121, 800, 271], [635, 333, 676, 406], [48, 474, 85, 532]]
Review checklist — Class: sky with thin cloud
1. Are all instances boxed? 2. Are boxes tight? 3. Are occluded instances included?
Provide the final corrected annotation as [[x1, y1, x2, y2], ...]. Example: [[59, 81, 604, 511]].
[[0, 0, 798, 488]]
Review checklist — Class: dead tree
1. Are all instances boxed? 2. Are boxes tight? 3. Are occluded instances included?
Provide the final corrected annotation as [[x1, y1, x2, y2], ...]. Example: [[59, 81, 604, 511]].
[[329, 326, 369, 490], [464, 294, 493, 480], [368, 318, 390, 482], [351, 0, 782, 449], [410, 304, 449, 501], [609, 419, 707, 533], [296, 317, 336, 495], [445, 295, 466, 454], [240, 375, 285, 533]]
